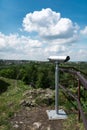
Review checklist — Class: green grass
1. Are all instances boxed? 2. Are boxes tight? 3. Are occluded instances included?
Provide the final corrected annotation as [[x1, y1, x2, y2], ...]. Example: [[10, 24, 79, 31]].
[[0, 77, 86, 130], [0, 77, 30, 130], [59, 90, 85, 130], [63, 114, 84, 130]]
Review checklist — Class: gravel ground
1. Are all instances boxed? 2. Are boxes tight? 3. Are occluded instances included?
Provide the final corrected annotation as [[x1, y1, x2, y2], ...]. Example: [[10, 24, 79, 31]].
[[10, 106, 64, 130]]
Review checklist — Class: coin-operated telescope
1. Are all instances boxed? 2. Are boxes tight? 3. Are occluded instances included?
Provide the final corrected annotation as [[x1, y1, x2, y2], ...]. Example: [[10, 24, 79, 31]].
[[48, 56, 70, 63], [47, 56, 70, 120]]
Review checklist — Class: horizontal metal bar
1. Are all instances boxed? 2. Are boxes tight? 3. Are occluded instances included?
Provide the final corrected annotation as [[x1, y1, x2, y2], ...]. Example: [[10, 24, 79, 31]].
[[59, 84, 77, 100], [77, 72, 87, 90], [59, 84, 87, 130], [60, 68, 87, 90]]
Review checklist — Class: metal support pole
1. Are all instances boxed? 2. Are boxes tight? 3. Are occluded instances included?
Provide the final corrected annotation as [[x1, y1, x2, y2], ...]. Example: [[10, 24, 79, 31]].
[[78, 79, 81, 121], [55, 61, 59, 114]]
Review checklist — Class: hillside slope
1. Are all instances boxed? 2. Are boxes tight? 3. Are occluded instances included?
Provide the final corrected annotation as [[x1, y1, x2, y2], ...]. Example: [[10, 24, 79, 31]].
[[0, 77, 84, 130]]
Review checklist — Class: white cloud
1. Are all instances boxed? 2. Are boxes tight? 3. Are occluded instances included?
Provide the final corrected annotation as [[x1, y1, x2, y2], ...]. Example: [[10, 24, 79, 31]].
[[0, 32, 71, 60], [0, 33, 42, 49], [45, 45, 66, 54], [80, 26, 87, 35], [23, 8, 79, 42], [0, 8, 87, 61], [23, 8, 60, 32], [0, 32, 44, 60], [0, 31, 87, 61]]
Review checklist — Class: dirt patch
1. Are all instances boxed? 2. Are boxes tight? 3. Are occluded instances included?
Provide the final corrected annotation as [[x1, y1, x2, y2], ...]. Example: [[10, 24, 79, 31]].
[[10, 88, 65, 130], [10, 106, 64, 130]]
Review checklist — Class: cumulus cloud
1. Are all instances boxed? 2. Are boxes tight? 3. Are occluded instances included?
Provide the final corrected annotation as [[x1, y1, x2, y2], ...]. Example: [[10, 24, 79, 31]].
[[0, 8, 87, 61], [0, 32, 72, 60], [45, 44, 66, 53], [0, 32, 44, 60], [0, 33, 42, 49], [72, 49, 87, 61], [23, 8, 79, 42], [23, 8, 60, 32], [0, 31, 87, 61], [80, 26, 87, 35]]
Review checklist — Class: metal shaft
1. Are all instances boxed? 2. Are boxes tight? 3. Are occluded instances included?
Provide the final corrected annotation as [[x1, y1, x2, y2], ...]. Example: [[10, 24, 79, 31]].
[[55, 61, 59, 114], [78, 79, 81, 121]]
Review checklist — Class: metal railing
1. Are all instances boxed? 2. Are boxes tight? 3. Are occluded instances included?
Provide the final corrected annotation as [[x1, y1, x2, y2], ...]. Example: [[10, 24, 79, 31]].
[[60, 67, 87, 130], [60, 67, 87, 90]]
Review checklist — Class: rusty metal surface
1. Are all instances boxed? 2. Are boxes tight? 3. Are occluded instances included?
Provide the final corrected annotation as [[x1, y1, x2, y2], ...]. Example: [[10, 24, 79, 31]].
[[60, 68, 87, 90], [77, 72, 87, 90], [60, 66, 87, 76], [59, 84, 87, 130]]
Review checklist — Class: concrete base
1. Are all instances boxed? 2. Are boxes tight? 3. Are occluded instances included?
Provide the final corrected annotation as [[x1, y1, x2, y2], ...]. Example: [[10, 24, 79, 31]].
[[46, 109, 67, 120]]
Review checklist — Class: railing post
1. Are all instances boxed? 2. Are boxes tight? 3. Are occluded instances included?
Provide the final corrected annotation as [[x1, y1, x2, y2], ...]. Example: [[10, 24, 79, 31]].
[[78, 79, 81, 122]]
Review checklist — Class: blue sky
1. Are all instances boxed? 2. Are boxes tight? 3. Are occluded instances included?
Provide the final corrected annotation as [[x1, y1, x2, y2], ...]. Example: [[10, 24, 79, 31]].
[[0, 0, 87, 61]]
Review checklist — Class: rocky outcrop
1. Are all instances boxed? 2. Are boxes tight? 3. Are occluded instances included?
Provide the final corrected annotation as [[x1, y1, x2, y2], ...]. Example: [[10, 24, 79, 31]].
[[20, 88, 55, 107]]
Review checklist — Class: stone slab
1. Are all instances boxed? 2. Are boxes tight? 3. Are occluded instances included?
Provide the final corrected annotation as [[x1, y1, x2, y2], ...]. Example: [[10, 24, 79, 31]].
[[46, 109, 67, 120]]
